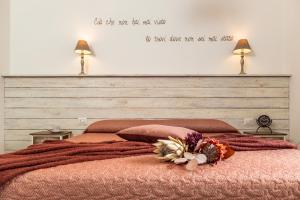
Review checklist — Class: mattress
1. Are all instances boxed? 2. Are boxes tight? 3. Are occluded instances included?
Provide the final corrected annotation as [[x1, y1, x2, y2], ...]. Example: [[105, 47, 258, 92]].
[[1, 133, 300, 200]]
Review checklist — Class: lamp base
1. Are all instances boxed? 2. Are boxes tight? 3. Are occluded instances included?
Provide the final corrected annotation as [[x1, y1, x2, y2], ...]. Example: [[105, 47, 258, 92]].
[[239, 54, 247, 75], [79, 53, 86, 76]]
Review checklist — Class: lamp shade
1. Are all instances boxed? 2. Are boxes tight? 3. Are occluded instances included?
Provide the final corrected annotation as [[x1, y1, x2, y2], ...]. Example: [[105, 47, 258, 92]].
[[233, 39, 252, 54], [74, 40, 92, 55]]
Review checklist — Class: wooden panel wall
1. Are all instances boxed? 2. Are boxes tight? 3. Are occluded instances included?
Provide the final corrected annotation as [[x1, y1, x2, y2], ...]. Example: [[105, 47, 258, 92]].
[[0, 77, 4, 153], [3, 76, 290, 152]]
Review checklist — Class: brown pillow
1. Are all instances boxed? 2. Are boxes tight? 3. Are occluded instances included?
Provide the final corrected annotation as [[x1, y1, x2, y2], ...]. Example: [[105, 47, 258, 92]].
[[117, 124, 197, 143], [85, 119, 239, 134]]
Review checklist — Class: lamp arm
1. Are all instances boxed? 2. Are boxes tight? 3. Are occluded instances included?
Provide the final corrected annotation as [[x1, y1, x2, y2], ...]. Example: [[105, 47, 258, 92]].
[[240, 52, 246, 75], [80, 53, 85, 75]]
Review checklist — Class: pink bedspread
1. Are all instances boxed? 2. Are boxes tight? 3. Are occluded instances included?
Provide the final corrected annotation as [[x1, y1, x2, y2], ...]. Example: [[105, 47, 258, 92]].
[[1, 134, 300, 200], [1, 150, 300, 200]]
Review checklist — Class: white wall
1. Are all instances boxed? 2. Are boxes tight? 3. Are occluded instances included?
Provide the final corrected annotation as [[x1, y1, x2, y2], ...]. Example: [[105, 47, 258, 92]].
[[3, 0, 300, 144], [285, 0, 300, 145], [9, 0, 286, 75], [0, 0, 10, 152]]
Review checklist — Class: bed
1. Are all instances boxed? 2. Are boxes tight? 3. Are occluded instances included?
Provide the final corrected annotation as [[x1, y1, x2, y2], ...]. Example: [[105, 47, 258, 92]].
[[1, 119, 300, 200]]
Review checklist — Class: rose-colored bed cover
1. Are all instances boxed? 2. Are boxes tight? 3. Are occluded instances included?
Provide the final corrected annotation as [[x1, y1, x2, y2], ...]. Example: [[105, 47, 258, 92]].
[[1, 133, 300, 200]]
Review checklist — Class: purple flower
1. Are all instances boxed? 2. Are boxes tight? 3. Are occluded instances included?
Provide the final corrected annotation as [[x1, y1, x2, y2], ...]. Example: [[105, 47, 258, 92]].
[[185, 132, 203, 152]]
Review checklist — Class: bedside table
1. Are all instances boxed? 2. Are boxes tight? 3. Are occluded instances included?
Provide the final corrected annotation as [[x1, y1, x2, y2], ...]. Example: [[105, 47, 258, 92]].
[[243, 131, 288, 141], [30, 131, 72, 145]]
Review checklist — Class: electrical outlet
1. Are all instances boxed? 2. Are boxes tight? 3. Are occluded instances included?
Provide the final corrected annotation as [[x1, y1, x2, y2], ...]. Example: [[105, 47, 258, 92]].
[[78, 117, 88, 125]]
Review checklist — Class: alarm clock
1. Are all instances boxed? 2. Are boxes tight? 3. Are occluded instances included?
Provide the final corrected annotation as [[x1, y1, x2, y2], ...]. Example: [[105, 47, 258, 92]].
[[256, 115, 273, 133]]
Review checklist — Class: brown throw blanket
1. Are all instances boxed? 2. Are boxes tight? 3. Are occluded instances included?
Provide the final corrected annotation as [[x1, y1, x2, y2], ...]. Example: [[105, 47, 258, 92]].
[[0, 135, 297, 187], [0, 140, 155, 187], [214, 134, 297, 151]]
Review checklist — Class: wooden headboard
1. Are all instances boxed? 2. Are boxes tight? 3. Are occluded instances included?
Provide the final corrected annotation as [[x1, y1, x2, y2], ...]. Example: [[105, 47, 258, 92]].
[[2, 75, 290, 152]]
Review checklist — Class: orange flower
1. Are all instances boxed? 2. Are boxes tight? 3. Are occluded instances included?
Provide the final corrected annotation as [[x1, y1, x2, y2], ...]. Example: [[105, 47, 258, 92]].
[[200, 138, 235, 164]]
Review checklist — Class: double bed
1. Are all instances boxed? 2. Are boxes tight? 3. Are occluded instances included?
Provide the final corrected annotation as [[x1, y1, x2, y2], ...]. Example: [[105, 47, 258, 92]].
[[1, 119, 300, 200]]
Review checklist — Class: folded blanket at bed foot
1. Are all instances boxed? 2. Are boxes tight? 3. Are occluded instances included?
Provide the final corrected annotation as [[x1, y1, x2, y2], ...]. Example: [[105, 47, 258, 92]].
[[0, 134, 297, 188], [0, 141, 155, 187]]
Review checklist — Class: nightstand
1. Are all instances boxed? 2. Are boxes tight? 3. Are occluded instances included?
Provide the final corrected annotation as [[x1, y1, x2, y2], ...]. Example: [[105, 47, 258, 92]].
[[30, 131, 72, 145], [243, 131, 288, 141]]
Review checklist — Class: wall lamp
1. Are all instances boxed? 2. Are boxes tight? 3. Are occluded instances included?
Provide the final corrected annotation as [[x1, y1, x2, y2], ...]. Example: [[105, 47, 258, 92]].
[[74, 40, 92, 75], [233, 39, 252, 75]]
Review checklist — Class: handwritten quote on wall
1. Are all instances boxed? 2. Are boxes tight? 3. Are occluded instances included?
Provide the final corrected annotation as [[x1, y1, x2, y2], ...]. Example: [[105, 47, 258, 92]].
[[93, 17, 234, 43]]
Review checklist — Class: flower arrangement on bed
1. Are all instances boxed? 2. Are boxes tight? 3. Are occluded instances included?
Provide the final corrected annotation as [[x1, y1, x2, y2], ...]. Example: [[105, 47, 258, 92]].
[[153, 132, 235, 170]]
